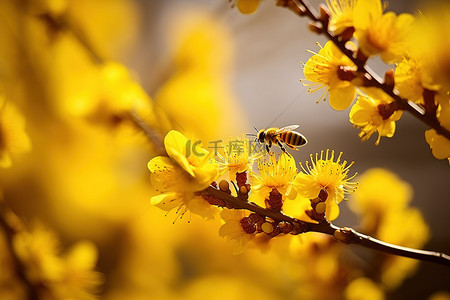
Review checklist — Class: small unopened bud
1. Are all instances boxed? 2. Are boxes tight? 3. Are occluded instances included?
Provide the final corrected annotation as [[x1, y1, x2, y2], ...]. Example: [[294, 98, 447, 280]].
[[239, 185, 249, 201], [261, 222, 274, 234], [384, 69, 395, 90], [308, 21, 323, 34], [276, 0, 289, 7], [287, 1, 306, 15], [318, 4, 330, 27], [334, 229, 347, 243], [239, 185, 248, 195], [315, 202, 326, 214], [334, 227, 357, 244], [219, 180, 230, 193]]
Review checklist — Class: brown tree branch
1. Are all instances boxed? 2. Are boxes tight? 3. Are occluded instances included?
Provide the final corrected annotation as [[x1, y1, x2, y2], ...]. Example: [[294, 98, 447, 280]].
[[205, 186, 450, 267]]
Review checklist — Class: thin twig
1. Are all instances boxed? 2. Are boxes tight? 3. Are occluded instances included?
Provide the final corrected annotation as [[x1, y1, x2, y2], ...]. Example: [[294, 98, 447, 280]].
[[279, 0, 450, 140]]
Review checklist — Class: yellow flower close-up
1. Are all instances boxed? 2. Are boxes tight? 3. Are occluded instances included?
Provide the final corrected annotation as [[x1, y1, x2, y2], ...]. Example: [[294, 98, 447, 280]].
[[303, 41, 357, 111], [394, 55, 427, 103], [218, 208, 256, 254], [66, 62, 155, 129], [350, 168, 412, 232], [350, 168, 430, 290], [425, 102, 450, 164], [326, 0, 358, 35], [294, 150, 357, 221], [349, 88, 403, 145], [216, 136, 262, 181], [249, 152, 297, 207], [148, 130, 220, 219], [11, 222, 102, 299], [353, 0, 414, 63]]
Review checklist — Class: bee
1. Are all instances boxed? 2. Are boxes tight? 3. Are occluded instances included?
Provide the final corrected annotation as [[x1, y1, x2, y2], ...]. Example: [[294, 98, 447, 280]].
[[256, 125, 307, 153]]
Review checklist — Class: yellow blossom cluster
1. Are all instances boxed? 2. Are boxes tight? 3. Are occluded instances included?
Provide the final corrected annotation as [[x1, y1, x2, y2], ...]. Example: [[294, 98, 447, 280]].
[[0, 211, 102, 300], [149, 130, 357, 249], [350, 168, 430, 290], [296, 0, 450, 164]]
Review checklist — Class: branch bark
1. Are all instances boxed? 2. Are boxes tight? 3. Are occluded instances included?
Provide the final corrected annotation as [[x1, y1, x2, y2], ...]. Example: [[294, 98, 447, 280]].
[[205, 186, 450, 267]]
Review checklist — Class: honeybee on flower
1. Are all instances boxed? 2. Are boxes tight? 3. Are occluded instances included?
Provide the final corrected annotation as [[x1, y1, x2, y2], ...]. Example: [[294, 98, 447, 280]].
[[254, 125, 308, 154]]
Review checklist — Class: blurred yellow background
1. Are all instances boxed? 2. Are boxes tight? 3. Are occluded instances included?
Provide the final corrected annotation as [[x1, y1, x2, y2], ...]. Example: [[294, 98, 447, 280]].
[[0, 0, 448, 299]]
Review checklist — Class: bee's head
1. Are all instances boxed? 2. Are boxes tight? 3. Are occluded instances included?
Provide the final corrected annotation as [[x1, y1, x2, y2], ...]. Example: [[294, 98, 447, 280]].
[[257, 129, 266, 144]]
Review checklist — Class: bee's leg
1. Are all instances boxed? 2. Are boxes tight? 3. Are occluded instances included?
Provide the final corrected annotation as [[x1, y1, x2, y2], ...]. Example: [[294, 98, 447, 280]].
[[277, 140, 287, 153], [266, 141, 272, 154]]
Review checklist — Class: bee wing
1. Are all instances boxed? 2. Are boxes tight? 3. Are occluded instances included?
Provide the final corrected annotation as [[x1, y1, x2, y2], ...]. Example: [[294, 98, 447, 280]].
[[275, 125, 299, 134]]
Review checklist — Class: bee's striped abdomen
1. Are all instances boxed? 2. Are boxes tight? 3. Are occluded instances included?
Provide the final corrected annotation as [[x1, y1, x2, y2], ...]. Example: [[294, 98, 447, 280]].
[[280, 131, 307, 146]]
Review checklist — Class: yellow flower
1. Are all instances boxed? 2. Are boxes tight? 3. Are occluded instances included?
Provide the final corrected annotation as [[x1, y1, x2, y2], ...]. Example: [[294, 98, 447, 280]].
[[429, 292, 450, 300], [249, 153, 297, 208], [216, 136, 262, 181], [148, 130, 220, 219], [350, 168, 412, 232], [294, 150, 357, 221], [155, 11, 244, 142], [378, 208, 429, 289], [13, 223, 63, 283], [218, 209, 255, 254], [425, 101, 450, 164], [353, 0, 414, 64], [349, 88, 403, 145], [326, 0, 358, 35], [235, 0, 261, 14], [67, 62, 154, 129], [407, 6, 450, 95], [394, 55, 426, 103], [12, 222, 102, 299], [53, 241, 103, 300], [303, 41, 357, 111], [344, 277, 385, 300], [349, 168, 429, 289], [0, 97, 31, 168]]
